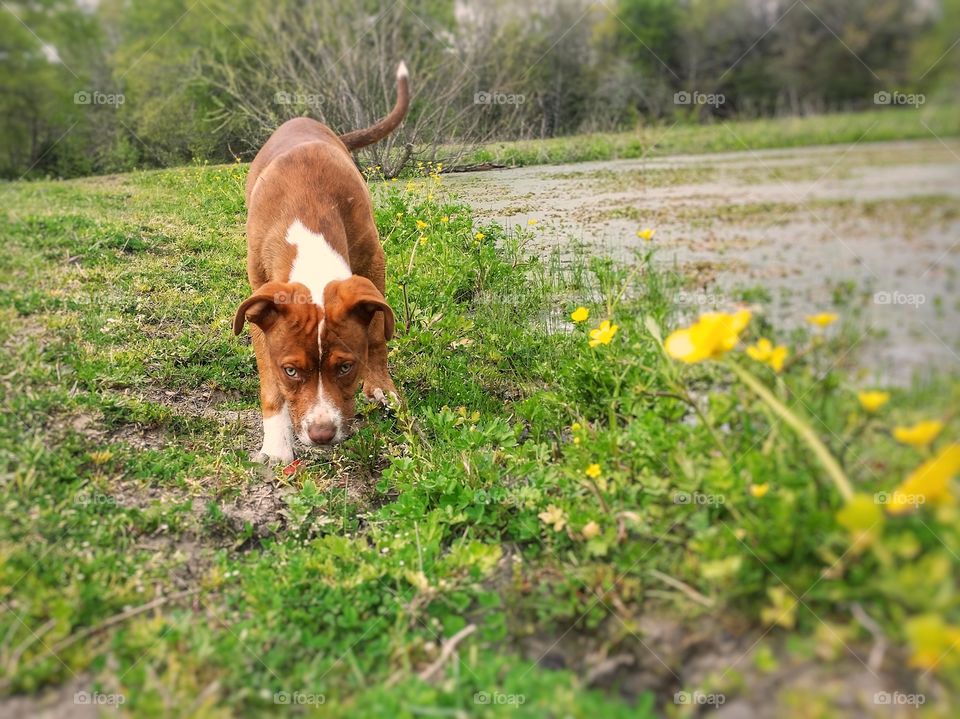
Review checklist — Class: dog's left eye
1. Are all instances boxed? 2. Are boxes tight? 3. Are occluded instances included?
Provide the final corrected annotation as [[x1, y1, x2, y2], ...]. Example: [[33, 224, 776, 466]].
[[283, 366, 298, 378], [337, 362, 353, 376]]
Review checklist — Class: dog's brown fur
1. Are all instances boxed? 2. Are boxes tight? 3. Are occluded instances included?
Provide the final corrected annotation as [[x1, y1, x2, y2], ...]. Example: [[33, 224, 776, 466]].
[[234, 63, 409, 460]]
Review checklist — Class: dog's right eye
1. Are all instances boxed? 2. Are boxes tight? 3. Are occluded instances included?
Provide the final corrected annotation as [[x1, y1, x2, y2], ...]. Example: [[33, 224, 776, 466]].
[[283, 366, 298, 378]]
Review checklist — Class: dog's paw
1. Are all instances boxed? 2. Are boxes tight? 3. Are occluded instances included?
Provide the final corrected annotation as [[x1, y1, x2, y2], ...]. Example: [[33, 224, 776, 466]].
[[370, 387, 399, 406], [362, 379, 400, 409], [251, 448, 295, 466]]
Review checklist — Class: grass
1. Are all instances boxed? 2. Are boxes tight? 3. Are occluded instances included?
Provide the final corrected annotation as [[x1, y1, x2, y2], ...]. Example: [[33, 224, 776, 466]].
[[0, 157, 958, 717], [461, 105, 960, 168]]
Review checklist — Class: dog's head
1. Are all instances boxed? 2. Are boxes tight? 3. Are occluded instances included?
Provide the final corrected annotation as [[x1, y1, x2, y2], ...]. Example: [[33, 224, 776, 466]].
[[233, 277, 394, 446]]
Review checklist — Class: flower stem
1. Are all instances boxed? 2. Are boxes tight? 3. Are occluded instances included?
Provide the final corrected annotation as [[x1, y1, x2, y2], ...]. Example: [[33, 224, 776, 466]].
[[728, 362, 853, 501]]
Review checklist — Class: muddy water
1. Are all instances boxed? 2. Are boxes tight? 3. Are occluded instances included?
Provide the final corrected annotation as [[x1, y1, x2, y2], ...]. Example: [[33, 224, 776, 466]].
[[447, 139, 960, 385]]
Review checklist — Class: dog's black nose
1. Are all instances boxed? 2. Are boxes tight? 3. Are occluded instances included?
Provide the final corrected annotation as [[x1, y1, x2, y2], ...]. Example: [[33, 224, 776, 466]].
[[307, 422, 337, 445]]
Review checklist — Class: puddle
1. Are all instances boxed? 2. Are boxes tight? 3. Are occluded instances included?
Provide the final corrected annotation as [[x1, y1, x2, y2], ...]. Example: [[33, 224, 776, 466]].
[[447, 139, 960, 385]]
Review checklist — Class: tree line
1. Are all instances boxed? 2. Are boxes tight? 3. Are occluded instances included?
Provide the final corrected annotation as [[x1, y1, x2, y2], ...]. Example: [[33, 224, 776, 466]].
[[2, 0, 957, 179]]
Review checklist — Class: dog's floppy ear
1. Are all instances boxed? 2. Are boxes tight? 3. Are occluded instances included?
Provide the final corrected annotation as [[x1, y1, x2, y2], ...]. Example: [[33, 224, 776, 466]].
[[233, 282, 295, 335], [333, 276, 395, 340]]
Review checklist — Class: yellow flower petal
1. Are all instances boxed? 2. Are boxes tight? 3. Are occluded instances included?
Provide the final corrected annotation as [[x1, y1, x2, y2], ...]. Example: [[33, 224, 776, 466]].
[[768, 345, 789, 373], [887, 443, 960, 515], [806, 312, 838, 328], [746, 338, 773, 361], [858, 391, 890, 413], [571, 306, 589, 323], [636, 228, 656, 241], [665, 310, 752, 363], [893, 420, 944, 448], [905, 615, 960, 670], [588, 320, 619, 347], [585, 463, 602, 479], [750, 483, 770, 498]]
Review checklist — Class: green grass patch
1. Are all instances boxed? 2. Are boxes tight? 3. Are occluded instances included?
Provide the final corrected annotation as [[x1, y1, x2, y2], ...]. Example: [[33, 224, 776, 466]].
[[462, 105, 960, 168], [0, 159, 958, 716]]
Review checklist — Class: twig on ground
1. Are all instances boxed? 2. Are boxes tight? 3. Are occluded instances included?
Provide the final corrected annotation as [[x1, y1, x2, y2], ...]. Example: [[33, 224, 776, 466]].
[[417, 624, 477, 683], [851, 602, 887, 672], [585, 653, 634, 686], [649, 569, 715, 608]]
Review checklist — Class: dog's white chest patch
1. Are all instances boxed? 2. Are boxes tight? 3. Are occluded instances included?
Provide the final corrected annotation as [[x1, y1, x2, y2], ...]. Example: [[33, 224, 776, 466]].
[[286, 219, 351, 308]]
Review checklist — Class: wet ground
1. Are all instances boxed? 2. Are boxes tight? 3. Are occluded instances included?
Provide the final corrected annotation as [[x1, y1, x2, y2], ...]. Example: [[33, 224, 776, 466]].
[[447, 139, 960, 385]]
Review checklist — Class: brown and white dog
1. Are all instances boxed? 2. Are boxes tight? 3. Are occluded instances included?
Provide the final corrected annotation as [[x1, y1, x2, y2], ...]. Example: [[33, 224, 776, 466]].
[[234, 62, 409, 464]]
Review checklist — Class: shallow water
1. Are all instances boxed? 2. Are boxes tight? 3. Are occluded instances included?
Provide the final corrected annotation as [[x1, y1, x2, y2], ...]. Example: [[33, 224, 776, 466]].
[[447, 139, 960, 385]]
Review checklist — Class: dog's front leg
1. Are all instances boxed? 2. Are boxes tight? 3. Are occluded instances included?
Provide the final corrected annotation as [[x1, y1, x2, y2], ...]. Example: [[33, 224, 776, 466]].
[[362, 311, 399, 407], [251, 327, 295, 464]]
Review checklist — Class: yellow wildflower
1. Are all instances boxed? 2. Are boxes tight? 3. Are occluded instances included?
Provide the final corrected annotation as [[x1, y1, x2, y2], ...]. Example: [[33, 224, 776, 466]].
[[475, 232, 485, 241], [416, 219, 427, 230], [893, 420, 944, 448], [857, 391, 890, 412], [89, 450, 113, 465], [528, 219, 538, 226], [441, 215, 450, 223], [836, 493, 884, 551], [806, 312, 838, 328], [887, 444, 960, 515], [588, 320, 619, 347], [636, 228, 656, 241], [905, 615, 960, 670], [538, 505, 567, 532], [750, 483, 770, 498], [746, 338, 789, 372], [582, 521, 600, 539], [664, 310, 751, 363], [570, 306, 589, 323], [585, 463, 602, 479]]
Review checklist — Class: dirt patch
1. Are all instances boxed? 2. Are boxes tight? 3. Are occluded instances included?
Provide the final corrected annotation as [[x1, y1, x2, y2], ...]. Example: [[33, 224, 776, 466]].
[[518, 609, 932, 717], [0, 676, 99, 719]]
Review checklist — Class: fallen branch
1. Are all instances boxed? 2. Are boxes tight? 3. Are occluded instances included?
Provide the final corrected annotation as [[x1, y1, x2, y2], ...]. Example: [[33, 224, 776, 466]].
[[417, 624, 477, 683], [851, 602, 887, 672], [649, 569, 715, 608]]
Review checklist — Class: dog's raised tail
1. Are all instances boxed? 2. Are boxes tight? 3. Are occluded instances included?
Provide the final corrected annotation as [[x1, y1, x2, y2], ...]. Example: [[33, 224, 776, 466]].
[[339, 61, 410, 151]]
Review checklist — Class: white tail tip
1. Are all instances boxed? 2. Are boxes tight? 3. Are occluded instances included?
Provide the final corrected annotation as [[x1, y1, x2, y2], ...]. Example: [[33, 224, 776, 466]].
[[397, 61, 409, 79]]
